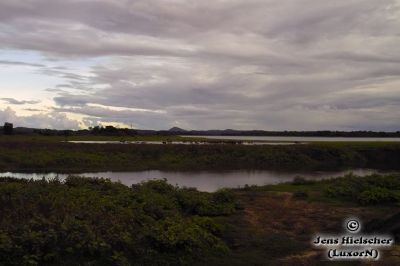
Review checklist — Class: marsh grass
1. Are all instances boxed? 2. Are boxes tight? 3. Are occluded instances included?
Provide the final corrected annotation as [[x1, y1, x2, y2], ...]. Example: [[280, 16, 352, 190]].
[[1, 138, 400, 172]]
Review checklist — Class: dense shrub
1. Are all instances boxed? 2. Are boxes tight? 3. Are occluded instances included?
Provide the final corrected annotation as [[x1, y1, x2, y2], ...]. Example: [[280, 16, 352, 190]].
[[358, 187, 399, 205], [0, 177, 238, 266], [325, 173, 400, 205]]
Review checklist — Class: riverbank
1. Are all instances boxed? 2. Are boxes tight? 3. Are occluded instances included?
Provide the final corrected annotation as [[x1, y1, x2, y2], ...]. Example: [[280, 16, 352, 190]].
[[0, 174, 398, 265], [1, 138, 400, 172]]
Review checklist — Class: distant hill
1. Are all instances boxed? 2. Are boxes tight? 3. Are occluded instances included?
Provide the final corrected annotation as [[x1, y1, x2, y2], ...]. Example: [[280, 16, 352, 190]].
[[180, 129, 400, 137], [1, 124, 399, 137], [168, 127, 187, 133]]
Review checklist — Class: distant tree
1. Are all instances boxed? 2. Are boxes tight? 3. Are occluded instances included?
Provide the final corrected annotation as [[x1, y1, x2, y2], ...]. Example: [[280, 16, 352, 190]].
[[62, 130, 72, 140], [3, 122, 13, 135], [105, 125, 118, 133], [90, 126, 101, 135]]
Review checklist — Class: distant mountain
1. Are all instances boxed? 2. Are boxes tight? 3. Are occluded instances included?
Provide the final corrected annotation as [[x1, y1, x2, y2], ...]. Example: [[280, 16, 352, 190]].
[[168, 127, 187, 132]]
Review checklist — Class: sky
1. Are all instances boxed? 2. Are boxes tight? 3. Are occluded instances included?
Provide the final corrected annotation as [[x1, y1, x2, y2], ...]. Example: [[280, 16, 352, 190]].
[[1, 0, 400, 131]]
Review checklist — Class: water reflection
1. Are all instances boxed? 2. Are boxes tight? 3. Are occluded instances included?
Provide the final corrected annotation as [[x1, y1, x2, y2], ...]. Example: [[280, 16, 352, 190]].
[[182, 135, 400, 142], [67, 140, 297, 145], [0, 169, 381, 192]]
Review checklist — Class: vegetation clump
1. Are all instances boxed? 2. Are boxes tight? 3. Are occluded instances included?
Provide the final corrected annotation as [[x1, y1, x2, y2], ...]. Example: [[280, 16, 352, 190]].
[[0, 177, 238, 266], [1, 174, 399, 265], [2, 123, 13, 135], [325, 173, 400, 205]]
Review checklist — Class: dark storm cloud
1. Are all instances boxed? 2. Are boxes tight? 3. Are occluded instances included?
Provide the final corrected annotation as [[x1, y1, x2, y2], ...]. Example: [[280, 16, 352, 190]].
[[54, 94, 90, 107], [1, 0, 400, 130]]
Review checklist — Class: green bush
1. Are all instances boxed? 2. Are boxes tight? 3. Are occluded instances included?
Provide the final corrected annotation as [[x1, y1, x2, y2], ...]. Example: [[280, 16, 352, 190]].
[[325, 173, 400, 205], [0, 177, 238, 266], [358, 187, 399, 205]]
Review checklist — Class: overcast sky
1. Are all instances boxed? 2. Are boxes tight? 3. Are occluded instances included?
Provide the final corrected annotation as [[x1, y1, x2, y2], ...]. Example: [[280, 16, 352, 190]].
[[1, 0, 400, 131]]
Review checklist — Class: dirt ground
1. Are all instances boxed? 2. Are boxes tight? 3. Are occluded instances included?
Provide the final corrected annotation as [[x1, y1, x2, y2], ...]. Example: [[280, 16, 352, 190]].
[[237, 191, 400, 265]]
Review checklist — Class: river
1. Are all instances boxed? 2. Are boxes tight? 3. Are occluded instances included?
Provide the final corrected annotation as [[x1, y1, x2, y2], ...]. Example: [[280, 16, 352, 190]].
[[182, 135, 400, 142], [0, 169, 383, 192]]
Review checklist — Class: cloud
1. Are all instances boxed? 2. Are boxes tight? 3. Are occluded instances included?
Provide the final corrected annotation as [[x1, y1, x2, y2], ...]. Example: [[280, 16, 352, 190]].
[[0, 0, 400, 130], [23, 108, 43, 112], [53, 104, 169, 129], [0, 107, 80, 129], [1, 98, 41, 105], [0, 60, 44, 67]]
